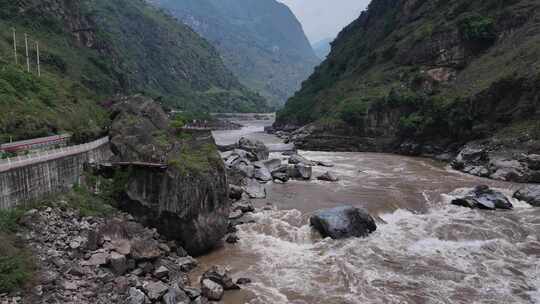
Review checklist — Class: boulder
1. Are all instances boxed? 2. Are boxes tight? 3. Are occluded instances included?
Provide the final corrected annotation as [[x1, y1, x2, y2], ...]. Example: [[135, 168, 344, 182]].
[[317, 172, 339, 182], [451, 185, 513, 210], [163, 288, 191, 304], [176, 256, 198, 272], [201, 279, 223, 301], [228, 210, 243, 220], [108, 252, 127, 275], [110, 239, 131, 255], [310, 206, 377, 239], [131, 238, 162, 261], [126, 287, 146, 304], [288, 164, 312, 180], [225, 234, 239, 244], [288, 154, 313, 165], [241, 179, 266, 199], [83, 252, 108, 266], [236, 278, 252, 285], [238, 137, 269, 161], [143, 281, 169, 300], [315, 161, 334, 167], [232, 149, 256, 161], [232, 200, 254, 213], [272, 172, 289, 183], [262, 159, 282, 172], [253, 164, 272, 182], [513, 186, 540, 207], [229, 185, 244, 200], [236, 163, 255, 178], [201, 266, 239, 290], [153, 266, 169, 279]]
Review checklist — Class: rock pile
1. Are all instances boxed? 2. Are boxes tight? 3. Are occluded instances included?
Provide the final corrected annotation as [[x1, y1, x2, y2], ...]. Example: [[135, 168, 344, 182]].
[[451, 142, 540, 183], [221, 137, 339, 196], [4, 202, 235, 304]]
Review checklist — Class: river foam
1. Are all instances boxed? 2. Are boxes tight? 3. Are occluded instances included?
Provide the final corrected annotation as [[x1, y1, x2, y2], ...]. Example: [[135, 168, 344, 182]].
[[233, 193, 539, 304]]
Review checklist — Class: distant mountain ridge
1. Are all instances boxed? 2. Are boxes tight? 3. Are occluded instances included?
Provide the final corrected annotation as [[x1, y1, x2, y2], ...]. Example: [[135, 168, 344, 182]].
[[149, 0, 321, 108]]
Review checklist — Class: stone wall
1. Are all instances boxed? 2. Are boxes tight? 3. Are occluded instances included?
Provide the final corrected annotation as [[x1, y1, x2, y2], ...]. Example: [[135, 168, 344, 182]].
[[0, 138, 111, 209]]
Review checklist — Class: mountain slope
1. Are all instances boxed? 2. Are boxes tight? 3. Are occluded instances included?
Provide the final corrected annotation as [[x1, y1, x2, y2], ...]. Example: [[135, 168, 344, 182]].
[[149, 0, 321, 108], [0, 0, 267, 142], [312, 38, 333, 59], [277, 0, 540, 144]]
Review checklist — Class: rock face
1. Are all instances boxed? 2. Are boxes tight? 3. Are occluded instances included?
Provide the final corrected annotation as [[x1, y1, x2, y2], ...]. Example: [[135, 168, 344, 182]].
[[109, 96, 229, 256], [513, 186, 540, 207], [451, 185, 513, 210], [310, 206, 377, 239], [273, 0, 540, 183]]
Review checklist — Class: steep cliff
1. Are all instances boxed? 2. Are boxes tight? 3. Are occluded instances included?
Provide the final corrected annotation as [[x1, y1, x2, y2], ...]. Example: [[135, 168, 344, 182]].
[[149, 0, 320, 108], [0, 0, 268, 142], [108, 95, 229, 256], [276, 0, 540, 181]]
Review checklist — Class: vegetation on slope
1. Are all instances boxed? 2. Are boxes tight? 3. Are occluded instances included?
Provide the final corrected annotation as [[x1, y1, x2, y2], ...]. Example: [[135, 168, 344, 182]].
[[150, 0, 320, 108], [0, 0, 267, 142], [277, 0, 540, 142]]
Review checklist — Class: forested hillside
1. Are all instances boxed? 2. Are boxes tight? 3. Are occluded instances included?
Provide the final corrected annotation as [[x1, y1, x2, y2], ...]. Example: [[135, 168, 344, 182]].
[[277, 0, 540, 152], [0, 0, 267, 142]]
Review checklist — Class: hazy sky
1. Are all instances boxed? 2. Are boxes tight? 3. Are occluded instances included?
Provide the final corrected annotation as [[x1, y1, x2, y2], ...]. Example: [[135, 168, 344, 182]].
[[278, 0, 370, 44]]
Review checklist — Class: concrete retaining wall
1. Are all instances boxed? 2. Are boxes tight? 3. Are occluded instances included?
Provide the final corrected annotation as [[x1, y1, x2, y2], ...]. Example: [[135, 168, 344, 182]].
[[0, 137, 111, 209]]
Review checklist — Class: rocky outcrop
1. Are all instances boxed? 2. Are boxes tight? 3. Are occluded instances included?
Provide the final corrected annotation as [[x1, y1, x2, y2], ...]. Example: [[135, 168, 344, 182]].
[[310, 206, 377, 239], [451, 185, 513, 210], [451, 141, 540, 183], [108, 96, 229, 256], [513, 186, 540, 207]]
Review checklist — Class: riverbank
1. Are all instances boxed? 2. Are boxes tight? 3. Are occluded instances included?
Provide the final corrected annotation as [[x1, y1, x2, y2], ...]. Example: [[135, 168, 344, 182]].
[[271, 121, 540, 184]]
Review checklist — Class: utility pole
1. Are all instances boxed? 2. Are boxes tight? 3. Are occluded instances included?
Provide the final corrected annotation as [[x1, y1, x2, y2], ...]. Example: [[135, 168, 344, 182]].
[[36, 41, 41, 77], [24, 33, 30, 72], [12, 28, 18, 65]]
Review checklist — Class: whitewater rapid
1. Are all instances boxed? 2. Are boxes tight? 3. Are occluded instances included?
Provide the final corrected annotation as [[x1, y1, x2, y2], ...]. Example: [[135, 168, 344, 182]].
[[207, 117, 540, 304]]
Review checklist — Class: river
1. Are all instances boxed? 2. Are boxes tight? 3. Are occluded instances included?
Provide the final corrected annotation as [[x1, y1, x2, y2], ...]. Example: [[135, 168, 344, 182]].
[[203, 116, 540, 304]]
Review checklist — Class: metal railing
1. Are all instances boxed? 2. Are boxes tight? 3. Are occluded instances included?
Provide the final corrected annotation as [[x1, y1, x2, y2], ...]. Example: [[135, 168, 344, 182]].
[[0, 137, 109, 173]]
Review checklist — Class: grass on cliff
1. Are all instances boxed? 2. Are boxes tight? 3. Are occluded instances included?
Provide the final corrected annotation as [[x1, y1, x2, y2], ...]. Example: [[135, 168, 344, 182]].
[[0, 208, 35, 294], [168, 130, 222, 175]]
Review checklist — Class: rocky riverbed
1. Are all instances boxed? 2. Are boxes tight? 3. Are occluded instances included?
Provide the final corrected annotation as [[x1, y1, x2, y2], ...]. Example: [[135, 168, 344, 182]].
[[203, 116, 540, 304]]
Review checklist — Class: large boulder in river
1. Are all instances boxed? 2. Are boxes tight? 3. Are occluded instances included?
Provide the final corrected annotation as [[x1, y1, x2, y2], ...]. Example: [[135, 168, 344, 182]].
[[310, 206, 377, 239], [109, 96, 229, 256], [238, 137, 269, 161], [513, 186, 540, 207], [451, 185, 513, 210], [288, 164, 312, 180]]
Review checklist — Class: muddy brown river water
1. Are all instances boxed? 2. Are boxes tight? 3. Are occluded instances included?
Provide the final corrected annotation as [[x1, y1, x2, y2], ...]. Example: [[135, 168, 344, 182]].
[[204, 118, 540, 304]]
